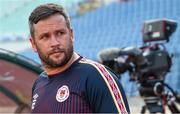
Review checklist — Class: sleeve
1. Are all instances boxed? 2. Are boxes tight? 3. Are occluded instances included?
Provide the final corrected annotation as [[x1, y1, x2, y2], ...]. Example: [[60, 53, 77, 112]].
[[32, 71, 47, 94], [85, 63, 130, 113], [31, 78, 39, 98]]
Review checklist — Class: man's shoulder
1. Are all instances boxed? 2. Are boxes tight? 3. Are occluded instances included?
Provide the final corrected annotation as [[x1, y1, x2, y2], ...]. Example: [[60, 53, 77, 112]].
[[79, 57, 102, 68], [33, 72, 49, 86], [78, 57, 115, 80], [78, 57, 120, 85], [78, 57, 104, 72]]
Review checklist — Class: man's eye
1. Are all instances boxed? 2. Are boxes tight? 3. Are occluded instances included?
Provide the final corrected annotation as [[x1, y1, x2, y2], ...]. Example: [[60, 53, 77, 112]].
[[40, 35, 49, 40], [57, 31, 65, 36]]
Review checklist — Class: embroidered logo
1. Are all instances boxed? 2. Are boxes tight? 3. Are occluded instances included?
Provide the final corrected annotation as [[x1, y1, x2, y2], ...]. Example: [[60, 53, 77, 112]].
[[56, 85, 69, 102], [31, 93, 38, 110]]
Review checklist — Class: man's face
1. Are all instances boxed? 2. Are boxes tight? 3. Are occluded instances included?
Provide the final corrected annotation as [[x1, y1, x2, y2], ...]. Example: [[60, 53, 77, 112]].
[[30, 14, 74, 68]]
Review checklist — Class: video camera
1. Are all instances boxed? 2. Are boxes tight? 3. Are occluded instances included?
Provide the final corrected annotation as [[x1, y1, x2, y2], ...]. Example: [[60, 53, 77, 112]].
[[98, 19, 179, 113]]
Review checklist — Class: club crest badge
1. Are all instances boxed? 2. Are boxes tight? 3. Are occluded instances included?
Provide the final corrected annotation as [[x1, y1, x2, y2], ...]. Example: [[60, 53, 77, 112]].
[[56, 85, 69, 102]]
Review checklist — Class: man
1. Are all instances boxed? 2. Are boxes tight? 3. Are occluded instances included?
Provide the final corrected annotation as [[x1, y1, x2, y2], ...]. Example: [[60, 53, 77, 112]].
[[29, 3, 130, 113]]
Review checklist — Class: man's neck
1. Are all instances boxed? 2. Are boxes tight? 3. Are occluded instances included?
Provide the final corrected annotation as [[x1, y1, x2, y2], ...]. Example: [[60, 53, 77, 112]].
[[44, 52, 80, 76]]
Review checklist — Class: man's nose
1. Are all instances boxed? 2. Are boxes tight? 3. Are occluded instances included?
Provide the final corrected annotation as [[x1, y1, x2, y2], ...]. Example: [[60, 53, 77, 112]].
[[50, 36, 60, 47]]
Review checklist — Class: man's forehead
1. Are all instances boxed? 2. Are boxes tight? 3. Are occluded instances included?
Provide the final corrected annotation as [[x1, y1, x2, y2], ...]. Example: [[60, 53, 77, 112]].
[[35, 14, 66, 26], [33, 14, 68, 33]]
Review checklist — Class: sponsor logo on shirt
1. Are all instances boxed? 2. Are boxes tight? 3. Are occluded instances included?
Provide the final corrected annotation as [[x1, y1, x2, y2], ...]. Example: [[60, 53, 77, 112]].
[[31, 93, 39, 110], [56, 85, 69, 102]]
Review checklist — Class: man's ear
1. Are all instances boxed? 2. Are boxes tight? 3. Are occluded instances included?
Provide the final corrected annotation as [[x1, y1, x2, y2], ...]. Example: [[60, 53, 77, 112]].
[[29, 37, 37, 52]]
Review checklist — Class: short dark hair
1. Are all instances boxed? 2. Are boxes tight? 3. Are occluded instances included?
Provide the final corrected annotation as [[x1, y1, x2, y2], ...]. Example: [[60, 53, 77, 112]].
[[29, 3, 71, 38]]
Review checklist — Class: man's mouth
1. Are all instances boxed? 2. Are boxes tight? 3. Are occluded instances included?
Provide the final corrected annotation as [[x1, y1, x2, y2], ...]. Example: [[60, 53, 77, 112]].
[[51, 51, 63, 55], [50, 50, 64, 57]]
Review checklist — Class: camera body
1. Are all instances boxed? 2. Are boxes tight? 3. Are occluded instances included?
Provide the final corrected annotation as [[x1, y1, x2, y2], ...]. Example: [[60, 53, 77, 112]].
[[133, 45, 171, 82], [134, 44, 172, 97], [134, 19, 176, 97]]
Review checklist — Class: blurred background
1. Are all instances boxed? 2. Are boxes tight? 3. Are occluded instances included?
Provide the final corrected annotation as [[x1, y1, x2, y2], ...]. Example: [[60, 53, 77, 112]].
[[0, 0, 180, 113]]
